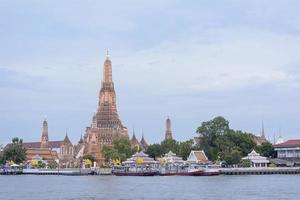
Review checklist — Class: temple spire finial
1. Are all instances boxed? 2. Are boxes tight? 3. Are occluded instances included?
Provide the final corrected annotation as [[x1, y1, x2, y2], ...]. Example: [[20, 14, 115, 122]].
[[261, 120, 265, 137], [106, 49, 110, 59]]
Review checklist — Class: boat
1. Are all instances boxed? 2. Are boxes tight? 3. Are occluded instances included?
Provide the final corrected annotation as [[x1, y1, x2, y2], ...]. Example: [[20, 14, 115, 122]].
[[112, 166, 159, 176], [159, 164, 204, 176], [159, 164, 220, 176]]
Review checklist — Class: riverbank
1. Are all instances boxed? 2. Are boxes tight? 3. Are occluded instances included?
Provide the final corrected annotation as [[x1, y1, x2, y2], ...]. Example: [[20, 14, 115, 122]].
[[2, 167, 300, 176]]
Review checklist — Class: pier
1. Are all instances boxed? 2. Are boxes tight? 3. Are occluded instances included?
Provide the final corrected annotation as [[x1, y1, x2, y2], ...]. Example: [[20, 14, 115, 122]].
[[220, 167, 300, 175]]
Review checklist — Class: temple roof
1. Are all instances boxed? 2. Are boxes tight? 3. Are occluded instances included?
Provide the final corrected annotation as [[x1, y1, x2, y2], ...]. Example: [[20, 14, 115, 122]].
[[26, 148, 58, 161], [130, 131, 139, 147], [63, 133, 72, 145], [242, 150, 269, 163], [21, 141, 64, 149], [140, 134, 148, 149], [187, 150, 208, 164]]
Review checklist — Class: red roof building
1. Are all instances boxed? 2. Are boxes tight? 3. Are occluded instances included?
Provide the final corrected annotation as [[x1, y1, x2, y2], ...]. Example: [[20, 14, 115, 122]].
[[273, 139, 300, 160]]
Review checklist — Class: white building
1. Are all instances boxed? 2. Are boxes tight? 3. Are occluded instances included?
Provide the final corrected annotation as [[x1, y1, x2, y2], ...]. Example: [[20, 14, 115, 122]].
[[273, 139, 300, 160], [242, 150, 269, 168], [160, 151, 184, 165]]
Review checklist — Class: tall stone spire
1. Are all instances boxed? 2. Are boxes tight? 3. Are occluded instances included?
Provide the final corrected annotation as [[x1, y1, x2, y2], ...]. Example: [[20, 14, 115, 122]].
[[103, 50, 112, 83], [261, 121, 265, 138], [165, 116, 173, 140], [40, 117, 49, 148], [84, 52, 128, 164], [96, 51, 124, 130]]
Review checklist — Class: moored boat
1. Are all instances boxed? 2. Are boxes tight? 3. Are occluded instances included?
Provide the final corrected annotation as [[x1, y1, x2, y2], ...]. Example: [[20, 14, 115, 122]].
[[159, 164, 220, 176], [112, 166, 159, 176]]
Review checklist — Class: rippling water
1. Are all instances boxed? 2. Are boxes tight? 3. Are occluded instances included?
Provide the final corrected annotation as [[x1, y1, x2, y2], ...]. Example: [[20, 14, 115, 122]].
[[0, 175, 300, 200]]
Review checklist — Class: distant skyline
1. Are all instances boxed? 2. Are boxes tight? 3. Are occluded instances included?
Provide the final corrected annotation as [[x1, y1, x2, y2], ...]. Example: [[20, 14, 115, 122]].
[[1, 0, 300, 145]]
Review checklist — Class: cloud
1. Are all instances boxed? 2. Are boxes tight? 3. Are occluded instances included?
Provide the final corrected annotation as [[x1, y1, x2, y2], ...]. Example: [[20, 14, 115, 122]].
[[1, 0, 300, 143]]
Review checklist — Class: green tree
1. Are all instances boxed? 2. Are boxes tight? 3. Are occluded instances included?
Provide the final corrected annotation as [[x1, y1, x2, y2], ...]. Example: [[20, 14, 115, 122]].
[[257, 142, 275, 157], [145, 143, 164, 159], [223, 148, 242, 165], [37, 160, 46, 168], [240, 159, 251, 168], [178, 140, 194, 160], [2, 138, 26, 164], [101, 138, 136, 163], [47, 160, 58, 169], [196, 117, 258, 164], [196, 116, 230, 160], [113, 138, 133, 159], [161, 139, 179, 154]]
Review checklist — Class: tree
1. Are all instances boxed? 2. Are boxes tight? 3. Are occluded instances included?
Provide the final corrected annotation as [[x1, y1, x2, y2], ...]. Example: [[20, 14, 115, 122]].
[[240, 159, 251, 168], [196, 117, 259, 164], [102, 146, 120, 162], [47, 160, 58, 169], [101, 138, 137, 163], [161, 139, 178, 154], [113, 138, 134, 159], [178, 140, 194, 160], [2, 138, 26, 164], [196, 116, 230, 160], [146, 144, 164, 159], [223, 148, 242, 165], [257, 142, 275, 157]]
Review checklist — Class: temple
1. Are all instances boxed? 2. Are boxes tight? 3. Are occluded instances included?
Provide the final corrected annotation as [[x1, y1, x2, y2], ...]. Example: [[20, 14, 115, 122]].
[[83, 52, 128, 164], [254, 121, 268, 145], [16, 118, 76, 168], [165, 117, 173, 140]]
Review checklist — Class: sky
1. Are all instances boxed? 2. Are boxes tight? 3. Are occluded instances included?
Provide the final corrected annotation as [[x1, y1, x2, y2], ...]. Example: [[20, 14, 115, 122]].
[[1, 0, 300, 145]]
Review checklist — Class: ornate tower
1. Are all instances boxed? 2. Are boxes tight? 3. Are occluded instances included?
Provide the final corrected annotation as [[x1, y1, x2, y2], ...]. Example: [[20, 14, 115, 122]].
[[165, 116, 173, 140], [140, 131, 148, 151], [130, 129, 140, 150], [40, 117, 49, 148], [84, 51, 128, 163]]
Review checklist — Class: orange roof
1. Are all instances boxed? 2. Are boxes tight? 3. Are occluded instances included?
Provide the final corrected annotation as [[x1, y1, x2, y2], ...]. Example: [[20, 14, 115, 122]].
[[26, 148, 58, 161], [193, 151, 208, 163], [188, 150, 209, 164]]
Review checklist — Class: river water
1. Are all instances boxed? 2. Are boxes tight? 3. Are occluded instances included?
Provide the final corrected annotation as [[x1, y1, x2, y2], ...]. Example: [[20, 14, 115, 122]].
[[0, 175, 299, 200]]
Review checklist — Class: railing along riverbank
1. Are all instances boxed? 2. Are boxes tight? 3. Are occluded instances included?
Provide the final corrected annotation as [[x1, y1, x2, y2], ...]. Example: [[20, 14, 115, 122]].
[[220, 167, 300, 175]]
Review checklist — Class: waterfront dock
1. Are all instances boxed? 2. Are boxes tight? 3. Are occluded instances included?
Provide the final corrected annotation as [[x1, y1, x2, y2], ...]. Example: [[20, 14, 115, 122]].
[[22, 168, 93, 176], [220, 167, 300, 175]]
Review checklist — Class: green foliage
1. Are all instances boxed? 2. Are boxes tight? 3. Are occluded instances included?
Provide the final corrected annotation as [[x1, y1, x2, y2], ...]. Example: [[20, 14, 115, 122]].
[[240, 159, 251, 168], [37, 160, 46, 169], [102, 138, 137, 163], [196, 116, 258, 164], [269, 163, 277, 168], [102, 146, 119, 162], [145, 144, 164, 159], [2, 137, 26, 164], [223, 148, 242, 165], [256, 142, 275, 157], [161, 139, 178, 154], [82, 154, 96, 163], [178, 140, 194, 160], [47, 160, 58, 169], [146, 139, 194, 160], [0, 153, 3, 165]]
